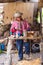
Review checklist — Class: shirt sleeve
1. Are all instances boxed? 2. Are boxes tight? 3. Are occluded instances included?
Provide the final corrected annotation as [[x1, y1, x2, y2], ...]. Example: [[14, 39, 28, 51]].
[[22, 20, 30, 31], [26, 22, 30, 31], [10, 21, 16, 35]]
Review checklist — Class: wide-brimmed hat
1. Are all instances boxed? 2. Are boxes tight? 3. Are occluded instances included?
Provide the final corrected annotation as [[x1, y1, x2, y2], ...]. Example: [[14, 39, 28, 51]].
[[14, 12, 23, 18]]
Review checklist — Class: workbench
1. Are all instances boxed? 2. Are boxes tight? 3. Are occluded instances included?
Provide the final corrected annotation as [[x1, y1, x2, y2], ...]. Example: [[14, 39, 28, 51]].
[[0, 36, 42, 43]]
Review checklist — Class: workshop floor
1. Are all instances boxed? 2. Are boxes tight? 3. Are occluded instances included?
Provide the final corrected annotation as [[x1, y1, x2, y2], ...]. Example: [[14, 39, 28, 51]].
[[0, 52, 41, 65], [0, 41, 43, 65]]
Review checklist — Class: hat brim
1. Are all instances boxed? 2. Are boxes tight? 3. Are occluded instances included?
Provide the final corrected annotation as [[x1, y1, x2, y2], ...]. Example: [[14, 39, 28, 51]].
[[14, 12, 23, 17]]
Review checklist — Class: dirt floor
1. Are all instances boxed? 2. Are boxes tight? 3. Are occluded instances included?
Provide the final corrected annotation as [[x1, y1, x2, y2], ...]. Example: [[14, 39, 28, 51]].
[[0, 52, 41, 65], [0, 41, 43, 65]]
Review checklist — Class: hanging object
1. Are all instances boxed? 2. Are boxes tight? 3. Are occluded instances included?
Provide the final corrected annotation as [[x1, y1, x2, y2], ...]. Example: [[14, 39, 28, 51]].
[[0, 4, 4, 25], [0, 14, 3, 19], [37, 12, 40, 23], [0, 8, 3, 13]]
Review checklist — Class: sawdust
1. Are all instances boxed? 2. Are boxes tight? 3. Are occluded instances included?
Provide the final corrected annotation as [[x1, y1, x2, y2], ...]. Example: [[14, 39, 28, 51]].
[[17, 58, 41, 65]]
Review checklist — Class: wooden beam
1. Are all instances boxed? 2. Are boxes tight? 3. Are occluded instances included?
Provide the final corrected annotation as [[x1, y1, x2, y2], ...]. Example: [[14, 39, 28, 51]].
[[0, 0, 15, 3]]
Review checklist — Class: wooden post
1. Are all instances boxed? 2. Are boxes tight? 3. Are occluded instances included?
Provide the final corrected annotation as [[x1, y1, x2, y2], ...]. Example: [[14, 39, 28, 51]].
[[40, 8, 42, 35], [4, 39, 13, 65], [40, 8, 43, 64]]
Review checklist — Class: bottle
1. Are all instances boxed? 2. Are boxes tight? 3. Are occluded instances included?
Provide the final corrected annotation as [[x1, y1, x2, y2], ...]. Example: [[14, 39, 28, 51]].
[[16, 32, 21, 38], [23, 30, 27, 42]]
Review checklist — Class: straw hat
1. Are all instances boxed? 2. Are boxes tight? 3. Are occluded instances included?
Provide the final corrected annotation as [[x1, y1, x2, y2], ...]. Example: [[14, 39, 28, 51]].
[[14, 12, 23, 18]]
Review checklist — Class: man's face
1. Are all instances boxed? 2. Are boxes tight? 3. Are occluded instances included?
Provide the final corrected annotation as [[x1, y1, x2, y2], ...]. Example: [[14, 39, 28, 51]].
[[16, 17, 21, 21]]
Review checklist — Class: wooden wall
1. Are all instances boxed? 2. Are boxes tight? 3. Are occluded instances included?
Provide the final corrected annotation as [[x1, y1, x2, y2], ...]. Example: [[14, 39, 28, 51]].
[[3, 2, 35, 24]]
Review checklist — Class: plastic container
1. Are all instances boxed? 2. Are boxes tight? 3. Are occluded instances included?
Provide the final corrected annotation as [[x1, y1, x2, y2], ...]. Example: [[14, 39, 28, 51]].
[[0, 43, 5, 51], [1, 43, 5, 50]]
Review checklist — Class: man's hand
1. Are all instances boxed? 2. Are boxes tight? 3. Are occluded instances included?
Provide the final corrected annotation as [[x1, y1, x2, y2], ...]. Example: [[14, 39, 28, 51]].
[[9, 35, 15, 40]]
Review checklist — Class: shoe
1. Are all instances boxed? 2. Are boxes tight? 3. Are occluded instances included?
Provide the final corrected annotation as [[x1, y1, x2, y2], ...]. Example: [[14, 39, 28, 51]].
[[18, 58, 23, 61], [24, 54, 31, 60]]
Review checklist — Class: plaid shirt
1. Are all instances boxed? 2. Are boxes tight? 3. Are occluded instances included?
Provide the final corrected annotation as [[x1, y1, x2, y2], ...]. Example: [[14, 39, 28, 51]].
[[10, 20, 30, 35]]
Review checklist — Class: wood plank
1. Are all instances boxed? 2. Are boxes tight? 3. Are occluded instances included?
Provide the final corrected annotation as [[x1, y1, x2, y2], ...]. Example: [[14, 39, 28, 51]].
[[0, 35, 42, 43]]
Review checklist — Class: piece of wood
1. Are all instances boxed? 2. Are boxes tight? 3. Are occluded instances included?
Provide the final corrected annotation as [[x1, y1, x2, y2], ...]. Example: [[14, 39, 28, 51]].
[[28, 31, 34, 34], [0, 38, 7, 43], [0, 35, 42, 43]]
